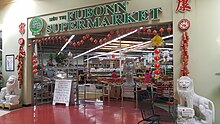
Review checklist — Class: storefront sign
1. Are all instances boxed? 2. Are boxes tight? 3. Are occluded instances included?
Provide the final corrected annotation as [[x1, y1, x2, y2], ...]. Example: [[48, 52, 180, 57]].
[[29, 1, 162, 36], [29, 17, 44, 35]]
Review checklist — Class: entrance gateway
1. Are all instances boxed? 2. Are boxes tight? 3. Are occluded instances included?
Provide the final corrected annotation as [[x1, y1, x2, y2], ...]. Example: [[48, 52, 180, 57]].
[[26, 0, 173, 106]]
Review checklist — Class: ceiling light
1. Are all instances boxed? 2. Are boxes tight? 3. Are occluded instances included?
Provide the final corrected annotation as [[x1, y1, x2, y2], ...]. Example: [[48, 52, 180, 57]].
[[73, 28, 140, 59], [104, 46, 118, 48], [165, 43, 173, 45], [58, 35, 75, 55]]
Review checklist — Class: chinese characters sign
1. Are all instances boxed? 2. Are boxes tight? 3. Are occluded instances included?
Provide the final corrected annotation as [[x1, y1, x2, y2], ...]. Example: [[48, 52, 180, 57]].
[[176, 0, 191, 13]]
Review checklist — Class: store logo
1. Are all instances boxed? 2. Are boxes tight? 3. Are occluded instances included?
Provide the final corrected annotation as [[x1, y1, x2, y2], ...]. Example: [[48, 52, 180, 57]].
[[29, 17, 44, 35]]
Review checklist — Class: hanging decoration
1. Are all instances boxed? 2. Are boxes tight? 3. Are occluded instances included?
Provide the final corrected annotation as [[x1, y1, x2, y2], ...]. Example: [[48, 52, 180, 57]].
[[176, 0, 192, 77], [32, 53, 38, 75], [16, 22, 26, 88], [151, 34, 164, 47], [153, 48, 161, 79], [180, 32, 189, 76]]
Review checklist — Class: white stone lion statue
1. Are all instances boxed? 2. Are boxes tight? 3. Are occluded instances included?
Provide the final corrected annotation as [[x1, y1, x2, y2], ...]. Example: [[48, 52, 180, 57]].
[[0, 75, 19, 105], [177, 76, 215, 124]]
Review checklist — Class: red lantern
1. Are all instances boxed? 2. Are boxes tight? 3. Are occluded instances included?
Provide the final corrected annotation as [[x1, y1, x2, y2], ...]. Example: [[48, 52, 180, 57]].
[[48, 37, 51, 40], [33, 65, 38, 69], [154, 48, 161, 54], [152, 30, 157, 35], [77, 41, 81, 46], [33, 69, 38, 74], [94, 39, 98, 44], [167, 26, 172, 33], [59, 36, 62, 40], [120, 29, 124, 34], [51, 37, 55, 41], [154, 56, 160, 61], [159, 28, 165, 34], [143, 26, 147, 31], [110, 31, 114, 35], [147, 29, 151, 34], [32, 60, 38, 64], [83, 36, 87, 40], [107, 34, 111, 39], [55, 36, 59, 41], [73, 42, 77, 47], [86, 34, 90, 38], [137, 28, 141, 33], [32, 53, 38, 58], [62, 36, 66, 40], [116, 30, 120, 34], [154, 69, 161, 75], [80, 40, 84, 44], [103, 38, 107, 42], [65, 39, 68, 42], [90, 37, 94, 42], [154, 63, 161, 68], [126, 29, 130, 32], [99, 39, 103, 44], [69, 41, 73, 45]]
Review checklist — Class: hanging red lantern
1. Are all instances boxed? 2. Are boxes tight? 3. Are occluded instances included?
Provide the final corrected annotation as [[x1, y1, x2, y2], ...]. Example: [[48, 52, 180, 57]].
[[32, 60, 38, 64], [33, 69, 38, 74], [73, 42, 77, 47], [59, 36, 62, 40], [154, 63, 161, 68], [103, 38, 107, 42], [159, 28, 165, 34], [83, 36, 87, 40], [51, 37, 55, 41], [152, 30, 157, 35], [154, 69, 161, 75], [116, 30, 120, 35], [33, 65, 38, 69], [154, 48, 161, 54], [167, 26, 172, 33], [65, 39, 69, 42], [120, 29, 124, 34], [154, 56, 160, 61], [107, 34, 111, 39], [77, 41, 81, 46], [48, 37, 51, 41], [126, 29, 130, 32], [80, 40, 84, 44], [55, 36, 59, 41], [62, 36, 66, 40], [110, 31, 114, 35], [86, 34, 90, 38], [94, 39, 98, 44], [147, 29, 151, 34], [99, 39, 103, 44], [90, 37, 94, 42], [45, 38, 48, 41], [69, 41, 73, 45], [143, 26, 147, 31], [32, 53, 38, 58], [131, 28, 136, 31]]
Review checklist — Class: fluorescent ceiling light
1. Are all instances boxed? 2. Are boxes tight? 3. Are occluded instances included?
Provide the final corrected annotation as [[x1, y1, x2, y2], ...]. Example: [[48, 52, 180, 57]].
[[73, 28, 141, 59], [85, 34, 173, 61], [165, 43, 173, 45], [120, 41, 143, 44], [58, 35, 75, 55], [110, 43, 131, 46], [104, 45, 118, 48], [158, 48, 173, 50], [99, 48, 112, 50]]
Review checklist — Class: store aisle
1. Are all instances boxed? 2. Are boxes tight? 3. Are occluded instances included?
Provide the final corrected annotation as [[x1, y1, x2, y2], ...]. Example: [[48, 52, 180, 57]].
[[0, 101, 173, 124]]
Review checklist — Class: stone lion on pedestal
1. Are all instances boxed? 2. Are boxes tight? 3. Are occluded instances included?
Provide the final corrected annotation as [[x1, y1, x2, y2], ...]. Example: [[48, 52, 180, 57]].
[[177, 76, 215, 124], [0, 75, 20, 105]]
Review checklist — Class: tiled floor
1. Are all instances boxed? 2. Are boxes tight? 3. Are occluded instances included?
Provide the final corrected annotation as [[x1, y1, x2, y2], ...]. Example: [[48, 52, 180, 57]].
[[0, 100, 174, 124]]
